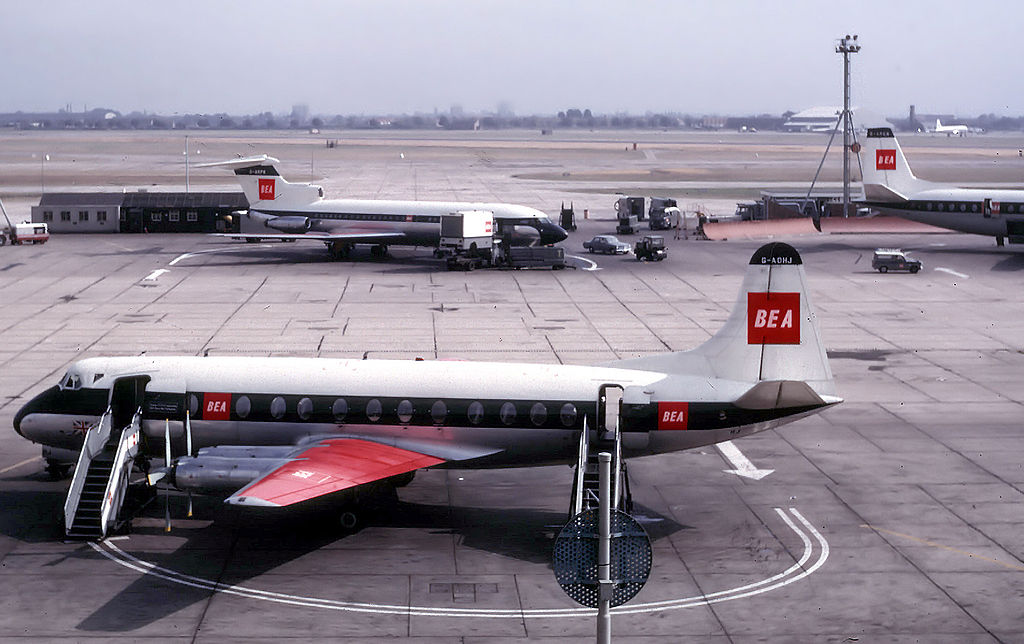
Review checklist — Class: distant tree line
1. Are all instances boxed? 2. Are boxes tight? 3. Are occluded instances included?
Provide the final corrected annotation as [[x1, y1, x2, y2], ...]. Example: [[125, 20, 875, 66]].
[[3, 106, 1023, 132]]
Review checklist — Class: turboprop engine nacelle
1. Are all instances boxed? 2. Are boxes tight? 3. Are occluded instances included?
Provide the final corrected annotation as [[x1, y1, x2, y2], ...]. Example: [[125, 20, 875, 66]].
[[265, 216, 311, 233]]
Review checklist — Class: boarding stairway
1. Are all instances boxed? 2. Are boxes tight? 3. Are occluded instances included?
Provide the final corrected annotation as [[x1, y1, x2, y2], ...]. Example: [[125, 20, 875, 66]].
[[64, 407, 142, 539], [571, 413, 632, 517]]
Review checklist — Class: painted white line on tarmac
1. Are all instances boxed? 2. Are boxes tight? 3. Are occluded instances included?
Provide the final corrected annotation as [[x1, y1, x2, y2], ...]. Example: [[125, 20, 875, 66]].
[[169, 244, 276, 266], [0, 456, 40, 476], [935, 267, 969, 279], [143, 269, 169, 281], [91, 507, 827, 618], [718, 440, 774, 480], [566, 254, 600, 271]]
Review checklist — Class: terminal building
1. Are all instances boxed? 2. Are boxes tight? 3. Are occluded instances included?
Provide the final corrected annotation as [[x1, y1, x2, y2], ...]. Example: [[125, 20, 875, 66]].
[[32, 192, 247, 234]]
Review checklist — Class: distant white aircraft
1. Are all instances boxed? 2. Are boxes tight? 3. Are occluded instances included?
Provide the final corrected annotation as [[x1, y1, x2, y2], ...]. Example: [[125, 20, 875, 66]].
[[201, 156, 567, 259], [935, 119, 967, 137], [859, 126, 1024, 245]]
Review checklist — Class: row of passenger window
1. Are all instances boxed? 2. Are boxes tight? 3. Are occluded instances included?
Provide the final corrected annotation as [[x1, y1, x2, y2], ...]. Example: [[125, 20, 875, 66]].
[[913, 201, 1023, 214], [196, 394, 579, 427]]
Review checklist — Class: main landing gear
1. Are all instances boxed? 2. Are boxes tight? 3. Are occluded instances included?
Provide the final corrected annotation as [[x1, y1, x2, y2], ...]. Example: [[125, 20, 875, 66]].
[[327, 241, 352, 260]]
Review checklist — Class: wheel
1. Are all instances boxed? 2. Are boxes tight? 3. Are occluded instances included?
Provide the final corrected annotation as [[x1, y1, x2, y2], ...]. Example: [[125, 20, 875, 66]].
[[0, 235, 6, 246], [878, 266, 888, 273], [910, 266, 919, 274], [339, 510, 359, 531]]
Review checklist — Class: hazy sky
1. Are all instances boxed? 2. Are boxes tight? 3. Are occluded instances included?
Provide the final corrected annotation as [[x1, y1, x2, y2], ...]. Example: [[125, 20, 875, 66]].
[[0, 0, 1019, 118]]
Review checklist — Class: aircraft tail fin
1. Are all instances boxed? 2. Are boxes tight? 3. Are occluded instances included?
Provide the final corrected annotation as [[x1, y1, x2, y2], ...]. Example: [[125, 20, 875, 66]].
[[610, 242, 837, 400], [858, 126, 931, 201], [199, 156, 324, 208]]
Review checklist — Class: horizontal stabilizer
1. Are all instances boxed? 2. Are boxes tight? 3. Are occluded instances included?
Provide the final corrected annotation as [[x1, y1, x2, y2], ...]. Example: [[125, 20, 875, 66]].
[[734, 380, 826, 410], [195, 155, 280, 170]]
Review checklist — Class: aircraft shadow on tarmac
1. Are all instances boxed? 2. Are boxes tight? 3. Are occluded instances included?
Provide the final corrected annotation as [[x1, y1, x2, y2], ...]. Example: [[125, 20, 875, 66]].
[[0, 480, 681, 632]]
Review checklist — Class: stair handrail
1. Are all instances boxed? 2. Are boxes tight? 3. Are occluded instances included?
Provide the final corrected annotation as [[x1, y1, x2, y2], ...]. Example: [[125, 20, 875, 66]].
[[99, 409, 142, 537], [64, 408, 112, 534], [612, 415, 622, 511], [572, 415, 590, 516]]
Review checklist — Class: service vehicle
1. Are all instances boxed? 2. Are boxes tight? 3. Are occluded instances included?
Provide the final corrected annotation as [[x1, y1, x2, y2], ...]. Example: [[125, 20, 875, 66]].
[[583, 235, 630, 255], [871, 248, 922, 273], [648, 198, 677, 230], [440, 211, 565, 270], [0, 222, 49, 246], [634, 235, 667, 261]]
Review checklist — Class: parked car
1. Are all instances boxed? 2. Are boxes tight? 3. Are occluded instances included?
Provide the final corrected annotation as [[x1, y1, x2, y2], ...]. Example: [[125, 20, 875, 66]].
[[872, 248, 922, 273], [634, 235, 667, 261], [583, 235, 630, 254]]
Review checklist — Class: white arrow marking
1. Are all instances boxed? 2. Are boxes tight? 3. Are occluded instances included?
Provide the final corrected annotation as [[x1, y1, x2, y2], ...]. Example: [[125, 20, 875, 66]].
[[935, 267, 968, 279], [143, 269, 169, 281], [717, 440, 774, 480]]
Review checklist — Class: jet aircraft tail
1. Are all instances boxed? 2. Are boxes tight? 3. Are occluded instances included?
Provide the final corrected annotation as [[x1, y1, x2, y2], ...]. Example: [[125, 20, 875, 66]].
[[611, 242, 837, 401], [858, 126, 934, 202], [198, 156, 324, 209]]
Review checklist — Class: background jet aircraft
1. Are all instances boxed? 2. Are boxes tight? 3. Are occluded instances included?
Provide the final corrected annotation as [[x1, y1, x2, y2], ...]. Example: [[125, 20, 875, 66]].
[[859, 127, 1024, 246], [202, 156, 567, 259], [934, 119, 968, 137], [15, 243, 838, 536]]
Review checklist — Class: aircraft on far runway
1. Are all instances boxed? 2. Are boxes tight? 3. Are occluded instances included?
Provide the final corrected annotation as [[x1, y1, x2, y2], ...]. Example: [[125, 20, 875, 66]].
[[16, 243, 838, 538], [935, 119, 968, 137], [859, 126, 1024, 246], [200, 156, 567, 259]]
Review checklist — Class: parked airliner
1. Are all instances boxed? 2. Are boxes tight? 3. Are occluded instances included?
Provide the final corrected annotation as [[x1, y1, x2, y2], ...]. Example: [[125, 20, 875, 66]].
[[15, 243, 838, 536], [859, 127, 1024, 246], [202, 156, 567, 258]]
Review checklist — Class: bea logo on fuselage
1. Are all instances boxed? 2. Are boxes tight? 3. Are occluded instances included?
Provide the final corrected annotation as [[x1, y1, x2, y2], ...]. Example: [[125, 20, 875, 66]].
[[876, 149, 897, 171], [657, 402, 688, 430], [203, 392, 231, 420], [747, 292, 800, 344], [258, 178, 276, 200]]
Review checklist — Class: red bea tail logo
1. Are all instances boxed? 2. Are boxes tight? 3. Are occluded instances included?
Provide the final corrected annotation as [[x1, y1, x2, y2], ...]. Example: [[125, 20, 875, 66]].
[[747, 292, 800, 344], [258, 178, 276, 200], [875, 149, 897, 171]]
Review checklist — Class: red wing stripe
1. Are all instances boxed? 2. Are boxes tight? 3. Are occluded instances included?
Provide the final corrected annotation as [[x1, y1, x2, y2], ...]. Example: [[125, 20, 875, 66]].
[[230, 438, 444, 507]]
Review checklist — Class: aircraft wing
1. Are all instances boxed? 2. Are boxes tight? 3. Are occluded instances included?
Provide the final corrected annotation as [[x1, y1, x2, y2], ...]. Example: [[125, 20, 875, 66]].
[[226, 438, 445, 507], [211, 231, 407, 242]]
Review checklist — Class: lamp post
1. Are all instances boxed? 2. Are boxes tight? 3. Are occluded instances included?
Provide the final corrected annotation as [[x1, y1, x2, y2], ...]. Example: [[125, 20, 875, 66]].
[[837, 34, 860, 218]]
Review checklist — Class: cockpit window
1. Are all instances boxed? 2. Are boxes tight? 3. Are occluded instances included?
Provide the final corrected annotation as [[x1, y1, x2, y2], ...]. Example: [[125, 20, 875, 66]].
[[59, 372, 82, 390]]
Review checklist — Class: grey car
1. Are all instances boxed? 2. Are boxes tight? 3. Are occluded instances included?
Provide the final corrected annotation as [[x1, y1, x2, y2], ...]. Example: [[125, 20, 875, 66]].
[[872, 248, 922, 273], [583, 235, 631, 254]]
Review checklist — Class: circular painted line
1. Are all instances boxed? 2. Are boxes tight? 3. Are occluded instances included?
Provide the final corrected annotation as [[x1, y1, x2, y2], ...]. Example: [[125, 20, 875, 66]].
[[90, 507, 827, 619], [169, 244, 279, 266], [564, 254, 600, 271]]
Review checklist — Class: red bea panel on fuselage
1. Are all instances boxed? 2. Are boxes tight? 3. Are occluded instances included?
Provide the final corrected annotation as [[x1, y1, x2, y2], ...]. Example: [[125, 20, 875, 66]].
[[657, 402, 689, 430], [202, 392, 231, 420]]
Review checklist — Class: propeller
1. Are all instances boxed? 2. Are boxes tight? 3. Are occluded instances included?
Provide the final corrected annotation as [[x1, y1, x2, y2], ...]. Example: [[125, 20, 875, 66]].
[[164, 419, 171, 532]]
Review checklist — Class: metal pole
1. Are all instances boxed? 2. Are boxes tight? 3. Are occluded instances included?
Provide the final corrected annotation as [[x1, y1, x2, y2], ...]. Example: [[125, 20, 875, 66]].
[[597, 452, 611, 644], [837, 35, 860, 218], [842, 49, 850, 218]]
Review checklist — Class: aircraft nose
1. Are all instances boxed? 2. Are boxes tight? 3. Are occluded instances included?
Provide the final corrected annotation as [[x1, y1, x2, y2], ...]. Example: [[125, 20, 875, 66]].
[[13, 385, 58, 439], [542, 222, 569, 245]]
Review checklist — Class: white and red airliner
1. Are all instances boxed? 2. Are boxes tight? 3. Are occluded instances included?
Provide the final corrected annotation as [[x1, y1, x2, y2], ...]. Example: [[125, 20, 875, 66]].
[[15, 243, 838, 517], [859, 126, 1024, 246], [202, 156, 567, 258]]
